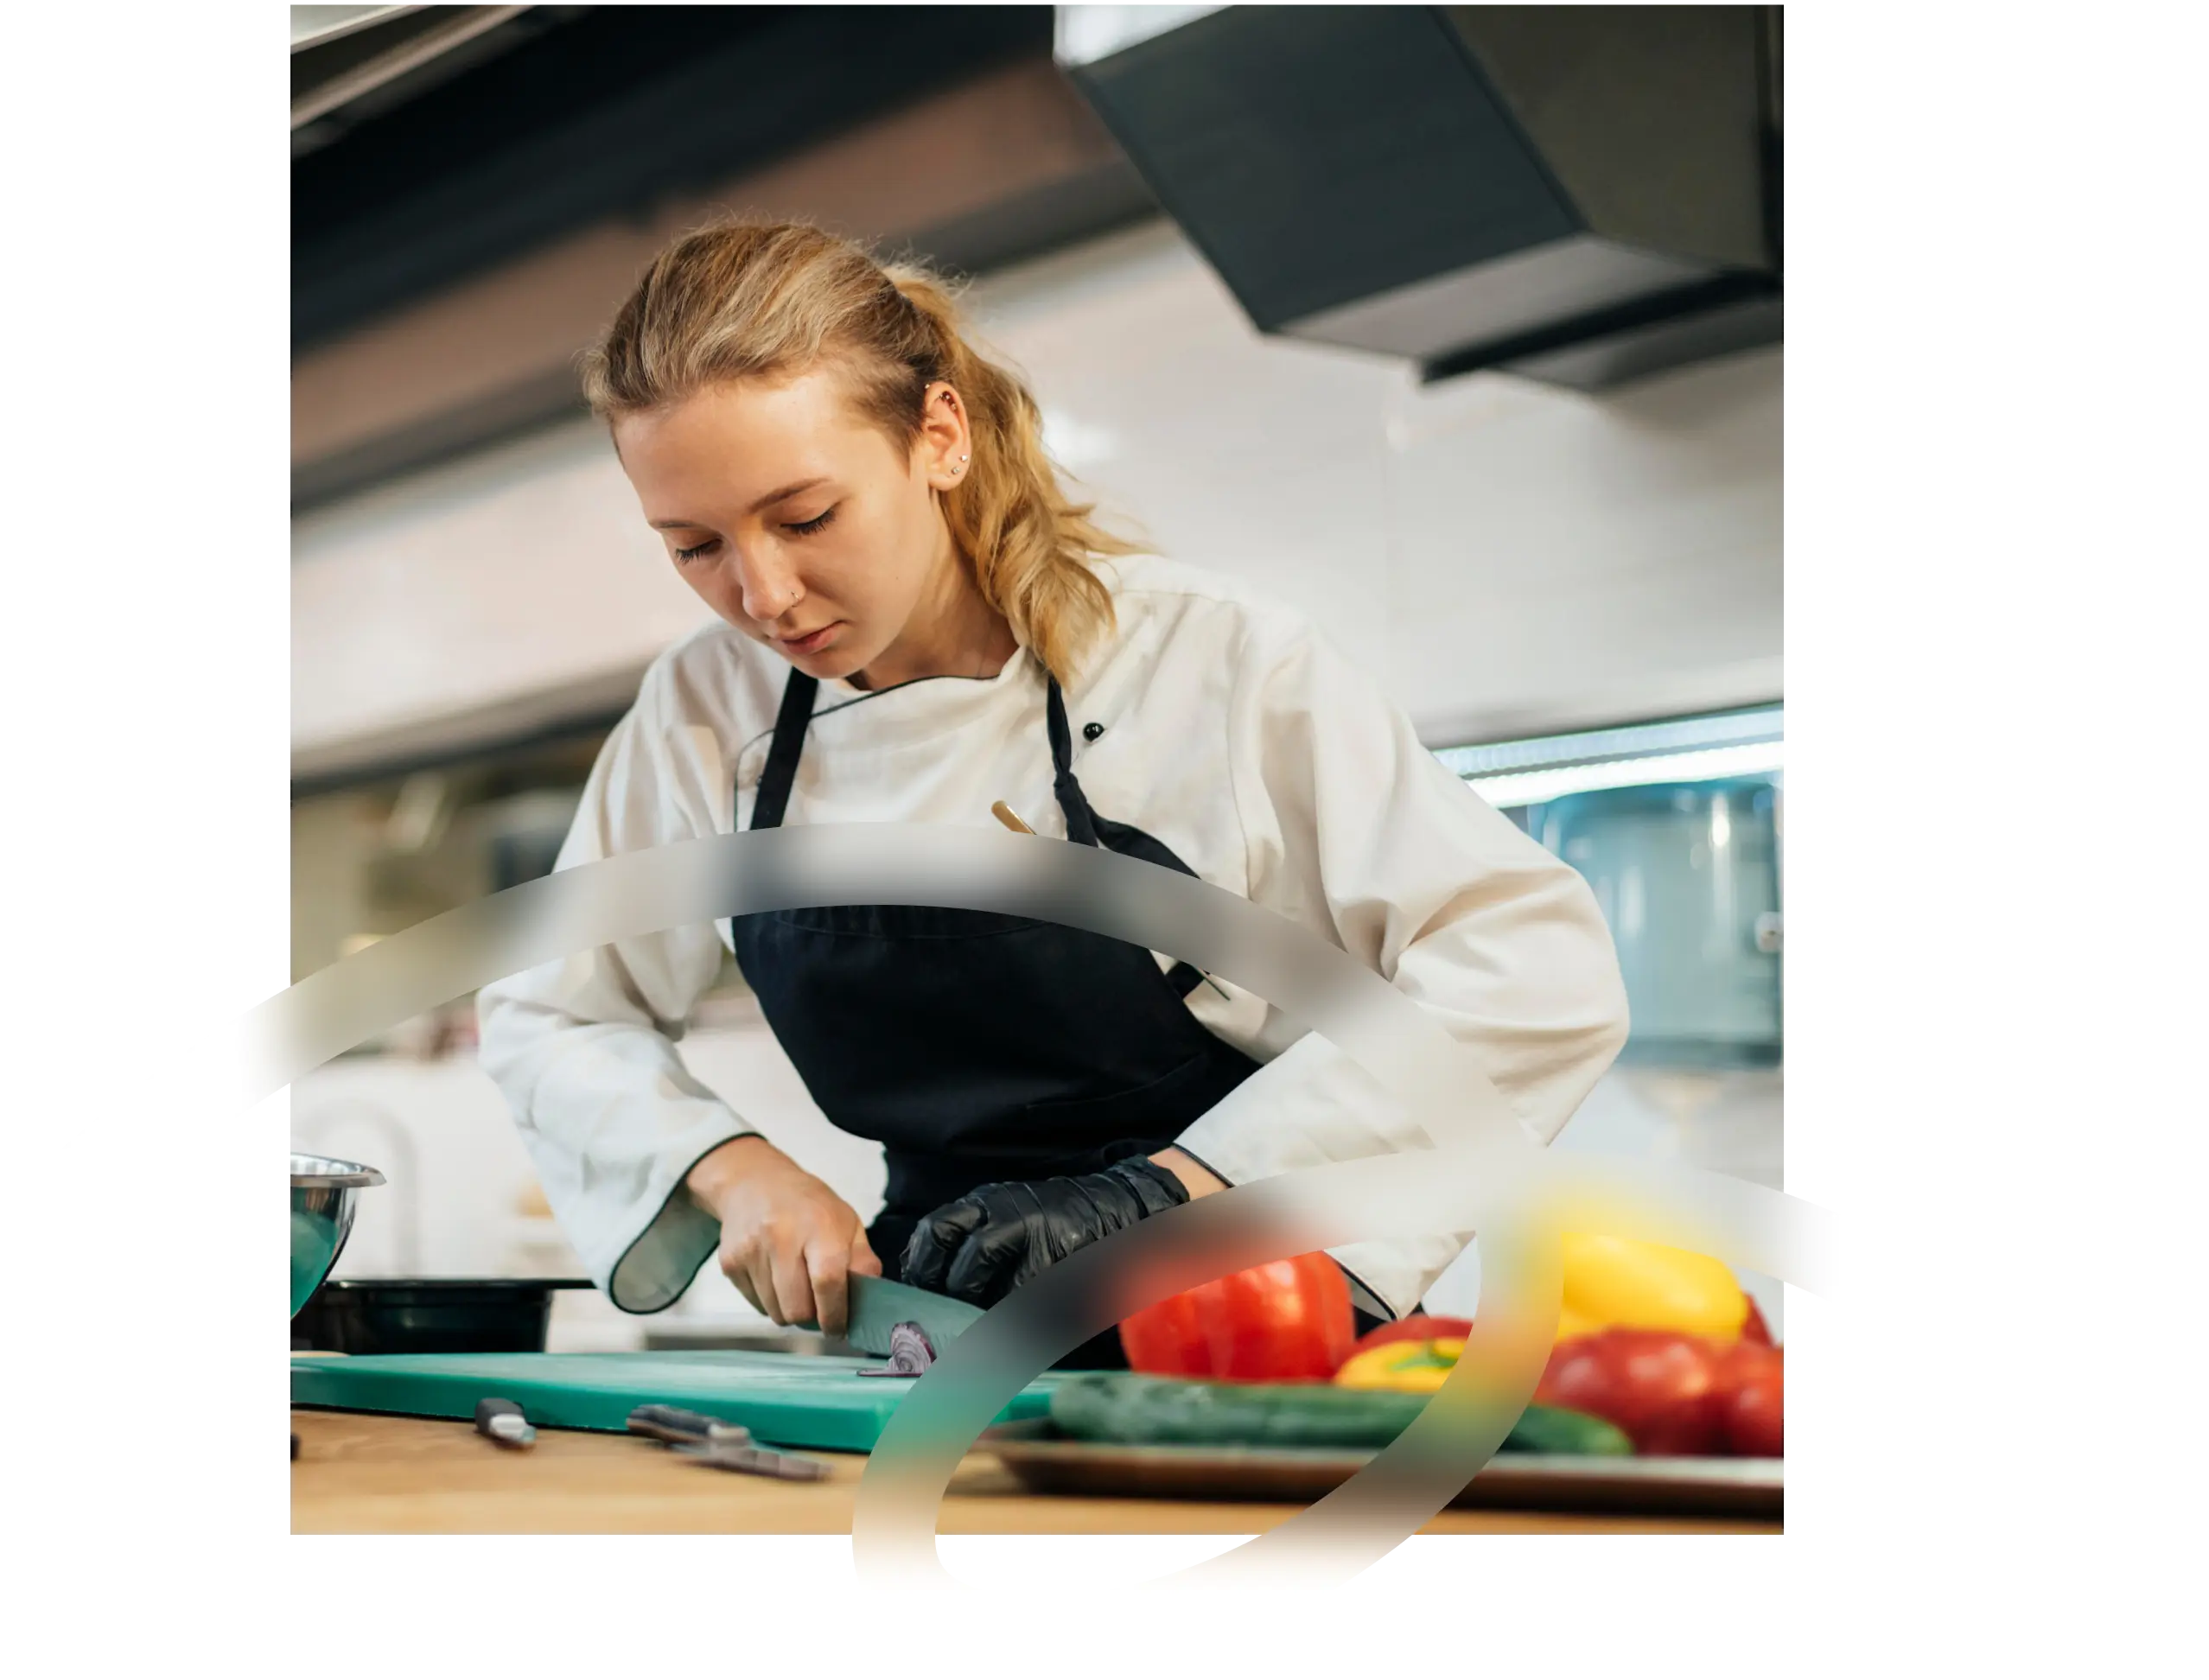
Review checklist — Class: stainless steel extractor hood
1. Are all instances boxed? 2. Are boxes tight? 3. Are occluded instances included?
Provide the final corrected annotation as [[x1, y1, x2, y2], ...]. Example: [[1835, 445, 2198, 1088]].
[[1057, 4, 1781, 391], [291, 4, 538, 153]]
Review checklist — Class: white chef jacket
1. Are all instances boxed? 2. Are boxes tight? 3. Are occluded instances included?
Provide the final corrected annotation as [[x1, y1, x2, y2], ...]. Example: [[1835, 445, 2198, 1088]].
[[475, 554, 1629, 1317]]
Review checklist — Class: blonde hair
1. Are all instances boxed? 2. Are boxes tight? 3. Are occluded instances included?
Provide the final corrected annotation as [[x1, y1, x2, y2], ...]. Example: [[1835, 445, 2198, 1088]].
[[581, 220, 1132, 684]]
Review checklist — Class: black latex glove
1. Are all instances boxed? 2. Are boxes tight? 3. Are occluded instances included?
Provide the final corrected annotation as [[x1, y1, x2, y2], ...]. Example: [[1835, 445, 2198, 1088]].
[[900, 1156, 1189, 1307]]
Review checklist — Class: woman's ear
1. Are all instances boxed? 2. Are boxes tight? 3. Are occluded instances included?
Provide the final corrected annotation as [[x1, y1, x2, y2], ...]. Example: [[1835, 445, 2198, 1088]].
[[917, 380, 972, 492]]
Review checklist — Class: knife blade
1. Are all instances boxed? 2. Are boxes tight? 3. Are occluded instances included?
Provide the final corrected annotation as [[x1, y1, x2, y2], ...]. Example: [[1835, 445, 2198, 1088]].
[[674, 1439, 832, 1481], [805, 1273, 982, 1359], [627, 1403, 753, 1447]]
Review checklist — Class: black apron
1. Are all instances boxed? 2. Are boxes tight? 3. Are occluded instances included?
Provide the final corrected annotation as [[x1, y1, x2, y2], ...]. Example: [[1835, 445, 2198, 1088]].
[[730, 667, 1264, 1363]]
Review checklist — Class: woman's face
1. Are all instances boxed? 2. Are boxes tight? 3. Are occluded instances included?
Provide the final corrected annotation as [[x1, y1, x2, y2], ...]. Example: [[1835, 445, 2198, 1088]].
[[614, 366, 969, 684]]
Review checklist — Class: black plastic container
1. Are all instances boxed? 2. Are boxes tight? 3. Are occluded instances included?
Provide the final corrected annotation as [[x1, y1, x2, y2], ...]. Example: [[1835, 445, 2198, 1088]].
[[291, 1279, 593, 1355]]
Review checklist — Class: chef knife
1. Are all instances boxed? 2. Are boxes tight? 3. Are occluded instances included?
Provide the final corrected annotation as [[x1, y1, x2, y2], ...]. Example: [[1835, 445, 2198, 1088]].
[[802, 1272, 982, 1359]]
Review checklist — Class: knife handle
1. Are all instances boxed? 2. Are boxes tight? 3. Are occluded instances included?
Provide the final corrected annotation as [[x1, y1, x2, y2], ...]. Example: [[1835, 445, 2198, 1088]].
[[474, 1396, 536, 1448]]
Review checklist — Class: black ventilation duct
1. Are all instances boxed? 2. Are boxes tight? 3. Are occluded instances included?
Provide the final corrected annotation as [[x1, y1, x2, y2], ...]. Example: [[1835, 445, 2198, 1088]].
[[1060, 5, 1780, 390]]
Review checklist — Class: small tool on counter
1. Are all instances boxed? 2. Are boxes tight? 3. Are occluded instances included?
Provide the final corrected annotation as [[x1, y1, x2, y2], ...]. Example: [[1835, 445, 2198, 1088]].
[[474, 1396, 537, 1449], [992, 800, 1232, 1000], [627, 1403, 754, 1447], [627, 1401, 830, 1480], [673, 1439, 832, 1481], [856, 1320, 937, 1378]]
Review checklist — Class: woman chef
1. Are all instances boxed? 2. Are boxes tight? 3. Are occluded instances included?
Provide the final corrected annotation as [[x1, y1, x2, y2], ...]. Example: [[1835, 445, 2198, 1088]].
[[475, 220, 1631, 1346]]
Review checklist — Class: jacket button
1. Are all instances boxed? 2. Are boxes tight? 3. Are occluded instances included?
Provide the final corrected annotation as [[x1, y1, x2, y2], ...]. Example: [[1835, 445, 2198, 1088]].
[[1083, 722, 1105, 741]]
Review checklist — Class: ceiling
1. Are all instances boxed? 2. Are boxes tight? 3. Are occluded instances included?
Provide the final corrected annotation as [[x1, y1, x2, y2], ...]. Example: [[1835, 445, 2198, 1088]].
[[291, 5, 1160, 511], [293, 5, 1060, 352], [293, 8, 563, 161]]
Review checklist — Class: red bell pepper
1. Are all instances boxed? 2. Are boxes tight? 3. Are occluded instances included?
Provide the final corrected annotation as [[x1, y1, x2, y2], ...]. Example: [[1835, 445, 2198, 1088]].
[[1119, 1252, 1355, 1383]]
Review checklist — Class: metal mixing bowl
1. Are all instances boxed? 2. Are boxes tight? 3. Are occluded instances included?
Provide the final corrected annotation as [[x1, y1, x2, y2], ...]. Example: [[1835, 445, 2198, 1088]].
[[290, 1154, 385, 1318]]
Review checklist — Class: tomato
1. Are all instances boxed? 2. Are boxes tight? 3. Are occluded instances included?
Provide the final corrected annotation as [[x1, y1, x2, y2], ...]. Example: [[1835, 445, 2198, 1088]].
[[1740, 1295, 1776, 1347], [1119, 1252, 1355, 1383], [1716, 1340, 1784, 1457], [1346, 1314, 1474, 1359], [1535, 1328, 1728, 1456]]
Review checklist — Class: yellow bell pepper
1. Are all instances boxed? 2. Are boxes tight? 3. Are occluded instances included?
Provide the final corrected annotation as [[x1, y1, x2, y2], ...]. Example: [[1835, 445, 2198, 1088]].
[[1553, 1306, 1600, 1342], [1558, 1231, 1748, 1340], [1333, 1338, 1466, 1393]]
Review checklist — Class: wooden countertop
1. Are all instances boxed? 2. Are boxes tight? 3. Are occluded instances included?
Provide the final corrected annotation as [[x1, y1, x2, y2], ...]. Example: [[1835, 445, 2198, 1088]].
[[291, 1410, 1780, 1535]]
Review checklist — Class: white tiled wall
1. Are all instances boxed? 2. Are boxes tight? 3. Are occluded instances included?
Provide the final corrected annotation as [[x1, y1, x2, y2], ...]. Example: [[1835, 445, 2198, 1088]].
[[290, 421, 708, 760]]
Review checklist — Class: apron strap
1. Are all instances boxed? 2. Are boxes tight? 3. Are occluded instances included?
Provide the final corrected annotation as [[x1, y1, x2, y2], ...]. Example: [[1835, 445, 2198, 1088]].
[[1045, 676, 1103, 847], [756, 670, 1086, 836], [749, 671, 820, 832], [1047, 676, 1206, 997], [748, 664, 1206, 996]]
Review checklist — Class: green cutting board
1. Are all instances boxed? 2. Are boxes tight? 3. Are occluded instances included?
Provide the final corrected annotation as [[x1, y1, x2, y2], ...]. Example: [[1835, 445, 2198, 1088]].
[[290, 1350, 1056, 1453]]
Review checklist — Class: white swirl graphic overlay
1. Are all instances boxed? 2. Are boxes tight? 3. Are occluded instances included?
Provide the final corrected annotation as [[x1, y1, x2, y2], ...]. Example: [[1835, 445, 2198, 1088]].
[[0, 825, 2191, 1625]]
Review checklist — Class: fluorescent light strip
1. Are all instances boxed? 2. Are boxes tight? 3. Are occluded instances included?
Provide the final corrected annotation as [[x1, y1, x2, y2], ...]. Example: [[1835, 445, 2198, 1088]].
[[1466, 741, 1785, 810], [1435, 705, 1783, 780]]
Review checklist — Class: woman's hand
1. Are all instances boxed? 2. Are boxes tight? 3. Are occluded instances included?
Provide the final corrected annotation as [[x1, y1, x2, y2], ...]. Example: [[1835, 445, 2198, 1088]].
[[686, 1136, 881, 1334], [901, 1150, 1219, 1307]]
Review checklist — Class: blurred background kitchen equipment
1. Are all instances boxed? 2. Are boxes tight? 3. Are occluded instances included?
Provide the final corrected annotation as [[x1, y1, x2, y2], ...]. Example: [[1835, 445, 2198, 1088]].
[[1060, 4, 1781, 391], [292, 1277, 593, 1354], [1531, 777, 1782, 1174], [290, 1153, 385, 1317], [1535, 779, 1782, 1069]]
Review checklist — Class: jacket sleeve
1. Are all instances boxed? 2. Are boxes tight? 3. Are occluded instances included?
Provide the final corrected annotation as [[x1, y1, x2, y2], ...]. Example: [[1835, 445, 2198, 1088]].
[[1173, 609, 1632, 1317], [474, 681, 752, 1314]]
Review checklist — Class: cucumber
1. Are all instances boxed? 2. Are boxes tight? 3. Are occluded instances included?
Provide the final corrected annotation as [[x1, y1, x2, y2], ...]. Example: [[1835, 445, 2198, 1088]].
[[1502, 1403, 1633, 1457], [1050, 1373, 1426, 1450], [1047, 1374, 1631, 1457]]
